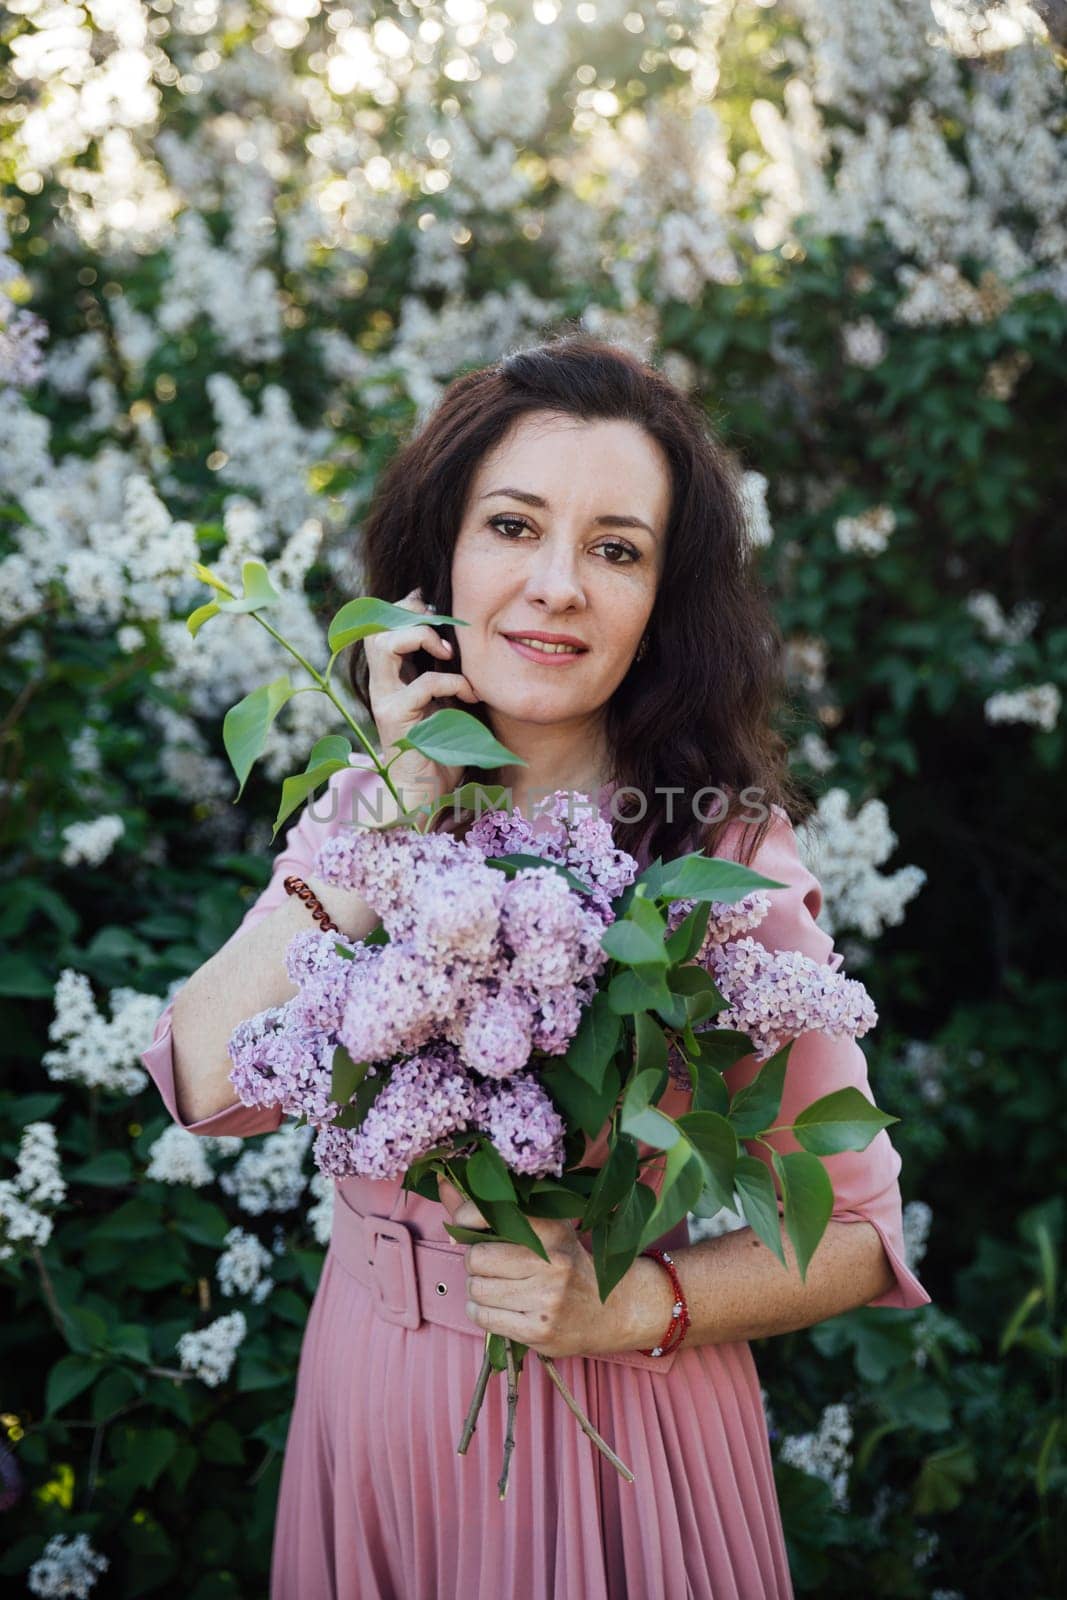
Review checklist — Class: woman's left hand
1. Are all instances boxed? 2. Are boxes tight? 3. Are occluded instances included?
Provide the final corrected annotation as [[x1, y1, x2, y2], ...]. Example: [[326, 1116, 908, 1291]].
[[436, 1173, 626, 1359]]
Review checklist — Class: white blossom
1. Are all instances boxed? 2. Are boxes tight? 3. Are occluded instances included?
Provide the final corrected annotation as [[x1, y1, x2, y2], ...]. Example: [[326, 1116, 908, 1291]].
[[779, 1400, 853, 1510], [902, 1200, 932, 1273], [176, 1310, 247, 1388], [145, 1125, 241, 1188], [834, 505, 896, 556], [218, 1122, 314, 1215], [307, 1168, 335, 1247], [216, 1225, 275, 1303], [0, 1122, 66, 1262], [798, 789, 927, 940], [27, 1532, 109, 1599], [59, 815, 125, 869], [966, 591, 1041, 646], [739, 470, 775, 549], [841, 316, 888, 368], [984, 682, 1061, 732], [43, 970, 159, 1094]]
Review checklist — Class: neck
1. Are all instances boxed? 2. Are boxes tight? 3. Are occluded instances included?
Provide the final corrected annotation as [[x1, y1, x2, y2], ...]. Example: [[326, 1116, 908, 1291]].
[[483, 712, 614, 820]]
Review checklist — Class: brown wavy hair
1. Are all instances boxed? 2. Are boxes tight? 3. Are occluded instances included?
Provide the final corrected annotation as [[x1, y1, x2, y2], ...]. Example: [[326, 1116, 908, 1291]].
[[347, 329, 815, 868]]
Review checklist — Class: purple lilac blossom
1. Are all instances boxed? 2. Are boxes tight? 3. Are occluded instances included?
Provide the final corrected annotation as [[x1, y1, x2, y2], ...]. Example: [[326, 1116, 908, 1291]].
[[702, 938, 878, 1062], [228, 1000, 341, 1125], [470, 1073, 568, 1179], [453, 987, 535, 1079], [339, 940, 463, 1063], [312, 1045, 477, 1180]]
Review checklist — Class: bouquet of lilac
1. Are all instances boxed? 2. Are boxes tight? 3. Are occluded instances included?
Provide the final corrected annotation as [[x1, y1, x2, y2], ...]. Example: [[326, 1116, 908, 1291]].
[[189, 560, 896, 1496]]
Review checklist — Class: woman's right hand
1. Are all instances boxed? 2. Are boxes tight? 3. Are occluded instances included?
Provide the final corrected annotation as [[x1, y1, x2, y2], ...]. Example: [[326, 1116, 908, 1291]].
[[365, 586, 482, 822]]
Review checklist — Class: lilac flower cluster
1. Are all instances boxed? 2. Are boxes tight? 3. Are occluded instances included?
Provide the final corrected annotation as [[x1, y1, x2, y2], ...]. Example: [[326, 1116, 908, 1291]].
[[228, 798, 629, 1183], [702, 939, 878, 1063], [227, 796, 879, 1186]]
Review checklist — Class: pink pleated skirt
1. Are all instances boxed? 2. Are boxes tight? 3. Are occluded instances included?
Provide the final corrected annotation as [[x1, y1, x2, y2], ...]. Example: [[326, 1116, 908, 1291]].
[[270, 1178, 794, 1600]]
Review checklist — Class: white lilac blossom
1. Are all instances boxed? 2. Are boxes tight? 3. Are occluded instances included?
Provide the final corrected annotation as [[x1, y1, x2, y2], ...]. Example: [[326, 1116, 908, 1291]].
[[27, 1532, 109, 1599], [779, 1401, 854, 1511], [739, 470, 775, 549], [218, 1123, 314, 1215], [796, 789, 927, 941], [902, 1199, 933, 1272], [176, 1310, 247, 1388], [145, 1126, 242, 1188], [834, 506, 896, 556], [216, 1226, 275, 1303], [0, 1121, 66, 1261], [307, 1169, 334, 1247], [966, 591, 1041, 647], [43, 970, 159, 1094], [59, 815, 125, 869], [984, 683, 1061, 732], [841, 316, 887, 368]]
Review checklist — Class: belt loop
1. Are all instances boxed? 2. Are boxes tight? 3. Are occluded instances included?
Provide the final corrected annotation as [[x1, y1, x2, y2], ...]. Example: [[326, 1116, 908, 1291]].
[[365, 1216, 422, 1330]]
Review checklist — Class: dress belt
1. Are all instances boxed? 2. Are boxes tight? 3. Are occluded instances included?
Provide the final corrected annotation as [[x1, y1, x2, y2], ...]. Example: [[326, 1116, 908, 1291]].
[[327, 1180, 687, 1374]]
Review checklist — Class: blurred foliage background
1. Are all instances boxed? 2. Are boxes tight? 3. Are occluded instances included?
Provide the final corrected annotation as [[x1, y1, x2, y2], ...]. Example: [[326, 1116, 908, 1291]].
[[1, 1, 1064, 1595]]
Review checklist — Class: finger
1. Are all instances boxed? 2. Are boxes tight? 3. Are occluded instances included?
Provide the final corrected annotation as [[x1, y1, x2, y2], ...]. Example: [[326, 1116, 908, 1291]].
[[391, 672, 480, 713], [465, 1298, 549, 1341], [467, 1275, 544, 1312], [368, 620, 453, 661], [436, 1174, 463, 1214], [455, 1201, 491, 1230], [466, 1241, 536, 1277]]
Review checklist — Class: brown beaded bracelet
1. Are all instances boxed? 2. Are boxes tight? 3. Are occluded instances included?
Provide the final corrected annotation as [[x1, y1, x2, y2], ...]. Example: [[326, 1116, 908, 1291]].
[[283, 874, 341, 934]]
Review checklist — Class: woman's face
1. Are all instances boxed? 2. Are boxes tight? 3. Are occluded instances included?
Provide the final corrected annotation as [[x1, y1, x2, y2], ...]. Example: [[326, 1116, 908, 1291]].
[[449, 411, 670, 734]]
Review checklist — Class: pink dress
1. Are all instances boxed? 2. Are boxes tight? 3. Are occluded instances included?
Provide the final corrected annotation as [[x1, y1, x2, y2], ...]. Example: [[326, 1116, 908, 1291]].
[[142, 758, 931, 1600]]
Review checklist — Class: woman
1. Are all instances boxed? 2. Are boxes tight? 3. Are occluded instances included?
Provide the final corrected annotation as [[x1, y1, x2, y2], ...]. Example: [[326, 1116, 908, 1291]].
[[142, 334, 930, 1599]]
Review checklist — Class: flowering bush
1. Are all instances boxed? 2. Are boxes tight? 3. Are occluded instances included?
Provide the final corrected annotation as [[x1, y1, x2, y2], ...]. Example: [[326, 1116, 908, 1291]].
[[1, 0, 1063, 1594]]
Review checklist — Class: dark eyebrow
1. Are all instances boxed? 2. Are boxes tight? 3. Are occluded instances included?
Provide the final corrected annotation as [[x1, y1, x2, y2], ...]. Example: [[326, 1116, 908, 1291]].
[[479, 486, 656, 538]]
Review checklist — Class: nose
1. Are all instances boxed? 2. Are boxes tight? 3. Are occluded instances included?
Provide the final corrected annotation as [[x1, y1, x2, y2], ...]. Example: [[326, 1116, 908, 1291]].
[[523, 542, 587, 613]]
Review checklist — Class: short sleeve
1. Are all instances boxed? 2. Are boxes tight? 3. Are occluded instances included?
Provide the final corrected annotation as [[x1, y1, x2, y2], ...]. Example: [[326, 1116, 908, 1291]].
[[140, 752, 388, 1139], [718, 805, 931, 1310]]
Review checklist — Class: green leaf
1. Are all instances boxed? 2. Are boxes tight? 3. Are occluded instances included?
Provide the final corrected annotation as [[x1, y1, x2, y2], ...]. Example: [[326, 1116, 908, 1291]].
[[541, 1058, 620, 1141], [477, 1198, 550, 1262], [728, 1045, 790, 1137], [913, 1442, 976, 1515], [664, 900, 712, 964], [657, 852, 787, 903], [636, 1142, 706, 1252], [68, 1150, 134, 1187], [330, 1042, 369, 1106], [222, 674, 294, 800], [273, 759, 350, 837], [327, 595, 468, 654], [592, 1180, 658, 1298], [216, 558, 282, 614], [675, 1109, 738, 1211], [793, 1087, 899, 1155], [304, 734, 353, 769], [772, 1150, 834, 1281], [193, 562, 235, 596], [619, 1067, 678, 1148], [734, 1154, 786, 1266], [46, 1354, 101, 1416], [0, 953, 55, 997], [565, 991, 621, 1090], [686, 1057, 729, 1115], [600, 895, 669, 967], [466, 1144, 518, 1205], [634, 1011, 669, 1076], [607, 967, 674, 1016], [483, 852, 593, 895], [397, 707, 522, 771], [581, 1134, 639, 1233], [187, 600, 220, 636]]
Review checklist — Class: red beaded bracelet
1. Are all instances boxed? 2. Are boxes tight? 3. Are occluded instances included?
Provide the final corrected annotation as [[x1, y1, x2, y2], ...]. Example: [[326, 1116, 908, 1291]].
[[283, 874, 341, 934], [638, 1247, 691, 1358]]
